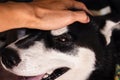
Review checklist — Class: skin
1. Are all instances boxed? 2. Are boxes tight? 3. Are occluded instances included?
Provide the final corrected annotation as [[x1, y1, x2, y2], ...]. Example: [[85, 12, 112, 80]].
[[0, 0, 90, 32]]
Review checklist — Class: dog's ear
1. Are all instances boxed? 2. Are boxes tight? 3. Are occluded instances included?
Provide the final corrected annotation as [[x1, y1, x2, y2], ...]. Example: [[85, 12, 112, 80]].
[[88, 14, 120, 45], [100, 20, 120, 45], [93, 15, 120, 45]]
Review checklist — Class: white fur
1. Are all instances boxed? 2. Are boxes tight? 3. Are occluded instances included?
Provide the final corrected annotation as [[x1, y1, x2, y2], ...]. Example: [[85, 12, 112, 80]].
[[99, 6, 111, 15], [2, 41, 96, 80], [101, 20, 120, 45], [57, 48, 96, 80], [91, 6, 111, 16], [51, 27, 68, 36]]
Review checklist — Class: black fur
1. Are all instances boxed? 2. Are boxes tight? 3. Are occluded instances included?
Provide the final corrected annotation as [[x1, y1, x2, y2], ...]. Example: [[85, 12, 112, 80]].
[[1, 48, 21, 69]]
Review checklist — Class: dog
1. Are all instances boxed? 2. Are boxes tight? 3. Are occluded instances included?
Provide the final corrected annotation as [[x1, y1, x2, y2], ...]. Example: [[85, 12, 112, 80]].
[[0, 0, 120, 80], [0, 13, 120, 80]]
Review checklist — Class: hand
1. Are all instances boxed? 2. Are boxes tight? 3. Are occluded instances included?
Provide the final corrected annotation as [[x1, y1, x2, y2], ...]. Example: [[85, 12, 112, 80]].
[[27, 0, 91, 30], [0, 0, 91, 32], [30, 0, 90, 12]]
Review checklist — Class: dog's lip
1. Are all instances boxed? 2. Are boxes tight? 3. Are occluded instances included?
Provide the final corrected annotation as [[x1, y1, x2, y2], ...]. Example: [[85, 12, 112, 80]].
[[18, 67, 69, 80], [18, 74, 45, 80]]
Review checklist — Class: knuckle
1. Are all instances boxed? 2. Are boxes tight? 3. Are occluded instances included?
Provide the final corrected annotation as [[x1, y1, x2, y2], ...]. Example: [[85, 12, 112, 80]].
[[81, 3, 87, 9], [78, 11, 89, 21], [80, 11, 87, 15]]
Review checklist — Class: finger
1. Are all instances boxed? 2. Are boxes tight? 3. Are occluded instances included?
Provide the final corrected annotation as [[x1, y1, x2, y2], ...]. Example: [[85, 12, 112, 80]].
[[72, 1, 93, 15], [72, 11, 90, 23], [37, 10, 90, 30], [43, 10, 90, 27], [31, 8, 90, 30]]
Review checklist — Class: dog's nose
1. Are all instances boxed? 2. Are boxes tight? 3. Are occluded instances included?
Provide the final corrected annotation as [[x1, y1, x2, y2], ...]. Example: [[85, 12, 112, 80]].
[[1, 48, 21, 69]]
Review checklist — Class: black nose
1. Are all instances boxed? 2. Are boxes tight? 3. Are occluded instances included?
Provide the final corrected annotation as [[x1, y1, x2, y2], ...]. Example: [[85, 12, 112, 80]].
[[1, 48, 21, 69]]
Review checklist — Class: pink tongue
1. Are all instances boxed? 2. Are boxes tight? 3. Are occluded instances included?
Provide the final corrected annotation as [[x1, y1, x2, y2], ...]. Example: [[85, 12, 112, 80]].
[[19, 74, 45, 80]]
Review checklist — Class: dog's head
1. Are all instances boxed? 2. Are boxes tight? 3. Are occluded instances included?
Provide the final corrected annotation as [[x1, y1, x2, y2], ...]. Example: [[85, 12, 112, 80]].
[[0, 16, 120, 80]]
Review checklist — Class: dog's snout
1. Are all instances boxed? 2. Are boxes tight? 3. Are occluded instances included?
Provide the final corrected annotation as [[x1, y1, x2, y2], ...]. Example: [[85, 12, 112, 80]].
[[1, 48, 21, 69]]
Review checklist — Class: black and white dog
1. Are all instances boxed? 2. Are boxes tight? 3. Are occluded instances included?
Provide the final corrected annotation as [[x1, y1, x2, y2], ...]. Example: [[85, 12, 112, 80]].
[[0, 0, 120, 80], [0, 13, 120, 80]]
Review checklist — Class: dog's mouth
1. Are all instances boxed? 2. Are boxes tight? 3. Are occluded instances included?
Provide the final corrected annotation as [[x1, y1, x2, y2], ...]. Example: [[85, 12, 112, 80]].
[[19, 67, 70, 80]]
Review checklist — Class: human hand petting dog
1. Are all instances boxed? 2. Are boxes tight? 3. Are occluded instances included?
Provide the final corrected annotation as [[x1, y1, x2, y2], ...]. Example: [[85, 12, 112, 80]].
[[0, 0, 90, 32]]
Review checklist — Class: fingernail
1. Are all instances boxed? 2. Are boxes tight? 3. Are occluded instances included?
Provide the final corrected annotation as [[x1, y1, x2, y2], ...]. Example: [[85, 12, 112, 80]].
[[86, 16, 90, 22]]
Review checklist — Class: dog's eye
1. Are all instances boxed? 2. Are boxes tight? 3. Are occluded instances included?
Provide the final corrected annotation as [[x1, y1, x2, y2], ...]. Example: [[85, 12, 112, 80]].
[[53, 33, 72, 43], [54, 36, 67, 42], [55, 37, 66, 42], [51, 33, 74, 52], [45, 33, 74, 52]]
